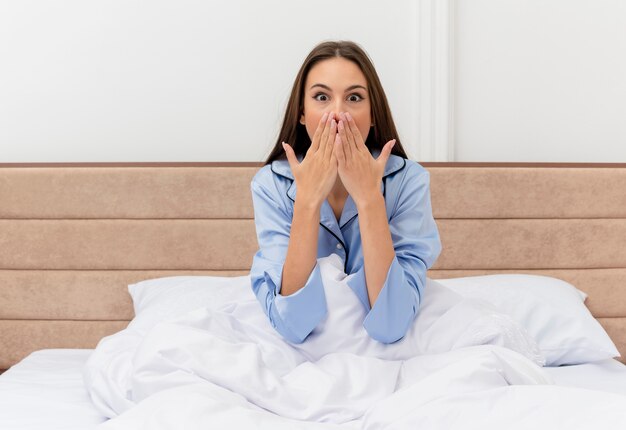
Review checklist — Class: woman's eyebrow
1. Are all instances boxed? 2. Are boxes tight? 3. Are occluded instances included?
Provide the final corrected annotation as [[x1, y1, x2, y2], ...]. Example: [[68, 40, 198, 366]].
[[309, 83, 368, 92]]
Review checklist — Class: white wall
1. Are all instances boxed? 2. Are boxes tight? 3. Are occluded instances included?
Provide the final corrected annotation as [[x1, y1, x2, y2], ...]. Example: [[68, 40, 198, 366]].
[[2, 1, 626, 163], [454, 0, 626, 162], [0, 0, 419, 162]]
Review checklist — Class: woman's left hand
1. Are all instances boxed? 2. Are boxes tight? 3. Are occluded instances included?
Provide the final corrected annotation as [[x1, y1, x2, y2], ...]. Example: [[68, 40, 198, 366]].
[[335, 111, 396, 206]]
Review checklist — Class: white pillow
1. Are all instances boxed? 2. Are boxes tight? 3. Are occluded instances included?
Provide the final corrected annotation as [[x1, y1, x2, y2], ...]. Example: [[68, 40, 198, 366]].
[[127, 275, 253, 333], [433, 274, 620, 366], [125, 269, 614, 366]]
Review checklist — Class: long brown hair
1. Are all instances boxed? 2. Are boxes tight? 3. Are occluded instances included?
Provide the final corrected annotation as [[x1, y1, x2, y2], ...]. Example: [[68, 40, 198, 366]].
[[264, 40, 408, 165]]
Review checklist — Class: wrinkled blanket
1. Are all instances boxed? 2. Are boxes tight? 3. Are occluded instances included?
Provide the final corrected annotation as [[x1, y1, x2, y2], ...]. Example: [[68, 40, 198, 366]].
[[84, 254, 626, 429]]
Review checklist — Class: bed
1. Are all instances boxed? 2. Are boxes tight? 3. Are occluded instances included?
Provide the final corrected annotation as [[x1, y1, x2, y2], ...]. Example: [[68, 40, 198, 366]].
[[1, 161, 625, 428]]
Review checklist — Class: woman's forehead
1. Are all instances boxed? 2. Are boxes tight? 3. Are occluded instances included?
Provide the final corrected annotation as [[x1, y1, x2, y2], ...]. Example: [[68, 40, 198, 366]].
[[305, 57, 368, 89]]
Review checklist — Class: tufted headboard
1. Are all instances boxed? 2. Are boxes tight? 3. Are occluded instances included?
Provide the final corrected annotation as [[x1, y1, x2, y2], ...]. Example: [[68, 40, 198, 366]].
[[1, 162, 625, 370]]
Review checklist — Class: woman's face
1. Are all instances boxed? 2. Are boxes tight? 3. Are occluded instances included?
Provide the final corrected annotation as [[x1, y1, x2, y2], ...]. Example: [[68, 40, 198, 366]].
[[300, 57, 372, 143]]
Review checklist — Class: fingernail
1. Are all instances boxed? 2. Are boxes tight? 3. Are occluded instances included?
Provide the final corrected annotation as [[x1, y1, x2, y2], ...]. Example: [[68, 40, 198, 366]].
[[338, 120, 344, 130], [322, 112, 328, 122], [346, 112, 353, 121], [331, 119, 336, 127]]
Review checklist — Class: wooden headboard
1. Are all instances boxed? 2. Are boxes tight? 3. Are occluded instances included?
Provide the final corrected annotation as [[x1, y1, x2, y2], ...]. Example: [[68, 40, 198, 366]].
[[1, 162, 625, 370]]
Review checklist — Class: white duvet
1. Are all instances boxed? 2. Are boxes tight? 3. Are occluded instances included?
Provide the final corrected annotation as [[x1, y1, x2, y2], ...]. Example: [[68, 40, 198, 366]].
[[84, 254, 626, 429]]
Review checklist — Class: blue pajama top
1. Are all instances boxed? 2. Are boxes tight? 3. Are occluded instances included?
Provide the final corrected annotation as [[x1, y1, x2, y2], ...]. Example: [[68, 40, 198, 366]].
[[249, 149, 442, 344]]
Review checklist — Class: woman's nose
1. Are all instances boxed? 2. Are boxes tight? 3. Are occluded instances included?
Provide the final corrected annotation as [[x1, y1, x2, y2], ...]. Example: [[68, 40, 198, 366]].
[[332, 101, 348, 116]]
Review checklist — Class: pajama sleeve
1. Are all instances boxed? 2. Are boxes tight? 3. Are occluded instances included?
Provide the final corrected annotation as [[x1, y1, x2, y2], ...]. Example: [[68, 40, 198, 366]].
[[346, 166, 442, 344], [249, 176, 328, 344]]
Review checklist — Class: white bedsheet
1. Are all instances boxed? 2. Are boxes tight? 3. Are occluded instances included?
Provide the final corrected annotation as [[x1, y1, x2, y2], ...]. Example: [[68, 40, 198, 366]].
[[95, 350, 626, 430], [3, 254, 626, 429], [80, 255, 626, 429], [544, 358, 626, 396], [0, 349, 106, 430], [2, 349, 625, 429]]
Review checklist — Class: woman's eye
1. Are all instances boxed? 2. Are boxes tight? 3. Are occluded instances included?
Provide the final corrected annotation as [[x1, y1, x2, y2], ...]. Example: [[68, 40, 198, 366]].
[[313, 93, 363, 102]]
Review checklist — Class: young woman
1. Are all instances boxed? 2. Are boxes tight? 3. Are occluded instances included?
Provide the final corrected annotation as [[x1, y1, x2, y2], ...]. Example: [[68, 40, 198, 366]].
[[250, 40, 441, 345]]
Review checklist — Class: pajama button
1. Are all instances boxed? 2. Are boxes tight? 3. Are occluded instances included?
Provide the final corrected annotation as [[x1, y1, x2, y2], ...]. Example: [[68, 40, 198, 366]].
[[336, 243, 342, 249]]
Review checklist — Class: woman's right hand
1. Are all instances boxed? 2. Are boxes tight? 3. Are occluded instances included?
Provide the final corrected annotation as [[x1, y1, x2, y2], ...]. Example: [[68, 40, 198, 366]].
[[282, 112, 338, 208]]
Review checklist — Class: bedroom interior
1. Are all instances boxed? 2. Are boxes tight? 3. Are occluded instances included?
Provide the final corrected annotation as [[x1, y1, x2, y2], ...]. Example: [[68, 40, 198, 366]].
[[2, 0, 626, 427]]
